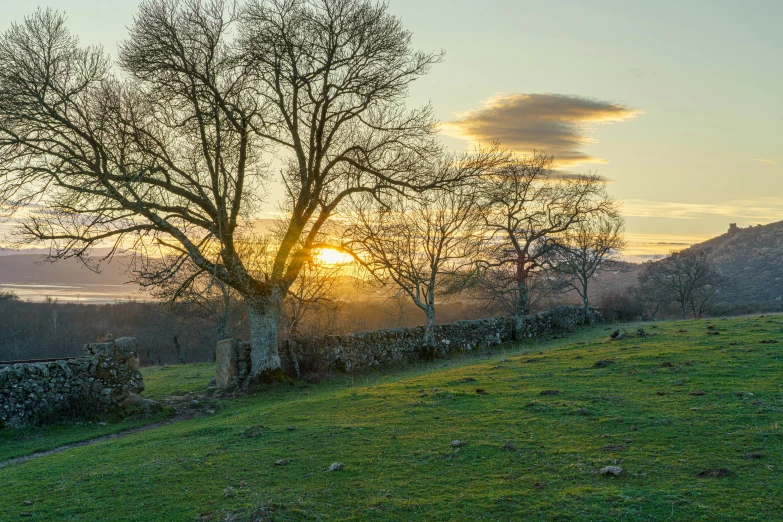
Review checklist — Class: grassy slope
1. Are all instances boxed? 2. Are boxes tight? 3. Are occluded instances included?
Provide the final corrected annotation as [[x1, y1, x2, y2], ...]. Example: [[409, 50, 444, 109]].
[[1, 315, 782, 521]]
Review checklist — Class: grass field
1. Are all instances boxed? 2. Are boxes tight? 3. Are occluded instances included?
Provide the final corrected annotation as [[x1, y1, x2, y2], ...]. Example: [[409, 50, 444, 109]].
[[1, 315, 782, 521]]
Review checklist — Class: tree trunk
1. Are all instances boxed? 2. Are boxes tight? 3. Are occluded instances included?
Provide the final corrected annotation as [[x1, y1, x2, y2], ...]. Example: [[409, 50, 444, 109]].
[[583, 296, 591, 325], [512, 282, 530, 341], [173, 335, 185, 364], [216, 316, 227, 341], [680, 301, 688, 320], [582, 280, 591, 325], [422, 304, 436, 346], [512, 312, 526, 341], [247, 290, 284, 381]]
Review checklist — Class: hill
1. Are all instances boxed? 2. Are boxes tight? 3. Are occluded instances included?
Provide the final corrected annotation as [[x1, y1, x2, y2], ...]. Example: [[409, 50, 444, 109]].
[[581, 221, 783, 315], [698, 222, 783, 309], [2, 315, 782, 520]]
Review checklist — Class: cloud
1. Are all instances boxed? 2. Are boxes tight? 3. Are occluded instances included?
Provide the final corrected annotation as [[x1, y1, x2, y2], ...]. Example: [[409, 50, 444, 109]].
[[754, 157, 781, 165], [443, 93, 641, 167], [622, 197, 783, 221]]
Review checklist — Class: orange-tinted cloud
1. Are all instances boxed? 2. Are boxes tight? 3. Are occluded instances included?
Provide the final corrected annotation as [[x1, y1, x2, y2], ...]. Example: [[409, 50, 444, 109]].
[[444, 93, 640, 167]]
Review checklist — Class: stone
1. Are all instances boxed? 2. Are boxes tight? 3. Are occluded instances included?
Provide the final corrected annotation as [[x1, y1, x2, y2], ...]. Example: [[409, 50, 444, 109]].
[[226, 306, 590, 383], [119, 393, 160, 413], [275, 459, 290, 466], [0, 338, 151, 427], [215, 338, 239, 389], [451, 440, 467, 448], [327, 462, 344, 472], [599, 466, 623, 476]]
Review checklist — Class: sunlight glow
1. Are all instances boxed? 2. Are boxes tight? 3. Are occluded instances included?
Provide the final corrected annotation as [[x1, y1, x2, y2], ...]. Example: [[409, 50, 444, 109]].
[[314, 248, 354, 266]]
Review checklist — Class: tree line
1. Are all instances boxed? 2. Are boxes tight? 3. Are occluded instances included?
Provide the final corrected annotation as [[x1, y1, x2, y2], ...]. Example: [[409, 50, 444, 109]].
[[0, 0, 721, 379]]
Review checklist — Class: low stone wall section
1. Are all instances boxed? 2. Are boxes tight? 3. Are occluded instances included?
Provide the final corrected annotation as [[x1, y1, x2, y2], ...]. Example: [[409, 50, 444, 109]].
[[0, 338, 146, 428], [218, 306, 589, 385]]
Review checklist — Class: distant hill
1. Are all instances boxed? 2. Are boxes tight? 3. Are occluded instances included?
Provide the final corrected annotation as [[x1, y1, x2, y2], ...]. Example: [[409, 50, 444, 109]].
[[696, 221, 783, 309], [586, 221, 783, 313], [0, 255, 132, 285]]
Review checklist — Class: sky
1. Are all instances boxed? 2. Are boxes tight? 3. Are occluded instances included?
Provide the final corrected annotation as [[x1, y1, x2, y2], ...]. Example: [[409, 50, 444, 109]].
[[3, 0, 782, 261]]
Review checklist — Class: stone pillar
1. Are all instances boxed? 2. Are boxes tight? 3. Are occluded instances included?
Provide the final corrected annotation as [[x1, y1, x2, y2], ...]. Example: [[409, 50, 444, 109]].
[[215, 338, 238, 389]]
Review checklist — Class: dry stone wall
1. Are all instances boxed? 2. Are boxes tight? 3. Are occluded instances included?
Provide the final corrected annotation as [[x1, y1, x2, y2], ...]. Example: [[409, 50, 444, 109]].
[[0, 337, 146, 428], [217, 306, 589, 386]]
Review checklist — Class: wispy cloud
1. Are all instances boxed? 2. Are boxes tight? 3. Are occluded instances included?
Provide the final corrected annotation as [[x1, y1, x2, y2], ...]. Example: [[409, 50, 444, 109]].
[[753, 157, 781, 165], [623, 197, 783, 221], [443, 93, 641, 167]]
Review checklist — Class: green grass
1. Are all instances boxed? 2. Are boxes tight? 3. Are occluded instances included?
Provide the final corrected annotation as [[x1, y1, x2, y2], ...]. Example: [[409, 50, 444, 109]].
[[143, 362, 217, 400], [2, 315, 782, 521]]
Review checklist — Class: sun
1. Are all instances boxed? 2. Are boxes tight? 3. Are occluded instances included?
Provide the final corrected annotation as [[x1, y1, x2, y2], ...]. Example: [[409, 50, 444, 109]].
[[314, 248, 354, 265]]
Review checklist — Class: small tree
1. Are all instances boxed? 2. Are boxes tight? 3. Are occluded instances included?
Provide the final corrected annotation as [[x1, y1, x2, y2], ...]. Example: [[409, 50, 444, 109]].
[[642, 248, 723, 320], [142, 260, 245, 343], [634, 258, 672, 320], [348, 179, 486, 346], [280, 254, 344, 340], [477, 152, 616, 338], [550, 213, 626, 323]]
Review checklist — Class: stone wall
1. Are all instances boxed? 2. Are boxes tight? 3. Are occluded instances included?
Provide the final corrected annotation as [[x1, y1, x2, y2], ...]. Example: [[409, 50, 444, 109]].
[[217, 306, 589, 386], [0, 337, 147, 428]]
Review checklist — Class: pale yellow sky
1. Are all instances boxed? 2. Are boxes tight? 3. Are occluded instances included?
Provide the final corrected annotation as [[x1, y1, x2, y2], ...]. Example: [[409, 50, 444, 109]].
[[2, 0, 782, 262]]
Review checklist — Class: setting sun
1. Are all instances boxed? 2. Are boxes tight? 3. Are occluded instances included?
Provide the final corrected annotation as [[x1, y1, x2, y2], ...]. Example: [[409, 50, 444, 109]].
[[314, 248, 354, 265]]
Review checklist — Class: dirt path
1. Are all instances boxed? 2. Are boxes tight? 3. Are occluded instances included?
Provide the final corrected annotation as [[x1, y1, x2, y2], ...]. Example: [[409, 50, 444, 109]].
[[0, 413, 200, 470]]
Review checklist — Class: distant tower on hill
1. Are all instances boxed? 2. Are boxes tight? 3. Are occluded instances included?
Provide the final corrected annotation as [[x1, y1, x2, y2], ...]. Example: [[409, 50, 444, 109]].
[[728, 223, 739, 234]]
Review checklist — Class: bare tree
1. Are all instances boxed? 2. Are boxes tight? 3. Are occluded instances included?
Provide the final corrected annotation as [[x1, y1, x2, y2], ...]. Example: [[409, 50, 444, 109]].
[[468, 261, 561, 319], [0, 1, 446, 380], [477, 152, 616, 338], [280, 254, 344, 339], [689, 278, 723, 319], [348, 177, 486, 346], [642, 248, 723, 320], [145, 260, 245, 342], [633, 257, 672, 320], [550, 213, 626, 323]]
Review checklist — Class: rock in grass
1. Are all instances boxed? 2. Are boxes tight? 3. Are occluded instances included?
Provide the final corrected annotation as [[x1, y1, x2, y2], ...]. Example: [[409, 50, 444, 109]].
[[690, 390, 706, 396], [451, 440, 467, 448], [697, 468, 731, 478], [502, 441, 517, 451], [540, 389, 561, 396], [274, 459, 290, 466], [742, 453, 764, 460], [594, 359, 614, 368], [599, 466, 623, 476], [327, 462, 344, 472], [600, 444, 628, 452]]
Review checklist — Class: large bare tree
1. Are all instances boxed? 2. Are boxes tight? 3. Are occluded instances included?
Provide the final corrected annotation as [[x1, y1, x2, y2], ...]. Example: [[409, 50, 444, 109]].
[[0, 1, 446, 380], [550, 213, 626, 323], [477, 152, 615, 338]]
